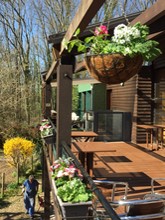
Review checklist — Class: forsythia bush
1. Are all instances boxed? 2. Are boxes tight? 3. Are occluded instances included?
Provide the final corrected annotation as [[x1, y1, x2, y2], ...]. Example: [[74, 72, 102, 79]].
[[3, 137, 35, 169]]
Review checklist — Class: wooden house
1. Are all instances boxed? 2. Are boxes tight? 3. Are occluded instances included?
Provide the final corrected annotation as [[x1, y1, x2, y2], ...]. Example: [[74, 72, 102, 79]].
[[44, 0, 165, 146], [40, 1, 165, 219]]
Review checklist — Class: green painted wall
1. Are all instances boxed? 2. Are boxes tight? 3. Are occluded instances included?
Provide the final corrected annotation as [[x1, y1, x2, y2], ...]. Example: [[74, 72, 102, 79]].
[[78, 83, 106, 117], [86, 91, 91, 110], [92, 84, 106, 111], [78, 84, 91, 92]]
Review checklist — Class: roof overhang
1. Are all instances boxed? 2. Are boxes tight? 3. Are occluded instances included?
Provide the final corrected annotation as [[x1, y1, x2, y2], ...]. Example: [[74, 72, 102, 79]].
[[51, 78, 101, 87], [45, 0, 165, 83]]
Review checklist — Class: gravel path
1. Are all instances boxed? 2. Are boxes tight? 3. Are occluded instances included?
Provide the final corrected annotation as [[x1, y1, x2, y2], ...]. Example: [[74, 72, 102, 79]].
[[0, 153, 45, 219], [0, 195, 44, 219]]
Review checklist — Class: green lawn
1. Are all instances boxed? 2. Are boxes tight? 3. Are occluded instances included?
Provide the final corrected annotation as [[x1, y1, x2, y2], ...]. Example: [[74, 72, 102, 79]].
[[0, 148, 3, 156]]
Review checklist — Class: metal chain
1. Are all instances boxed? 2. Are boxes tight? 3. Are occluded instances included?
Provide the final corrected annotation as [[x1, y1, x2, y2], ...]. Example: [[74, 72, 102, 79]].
[[118, 0, 130, 25]]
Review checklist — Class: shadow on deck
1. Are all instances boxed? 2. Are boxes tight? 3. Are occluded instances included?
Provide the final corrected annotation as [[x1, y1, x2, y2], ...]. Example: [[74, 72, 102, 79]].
[[91, 142, 165, 200]]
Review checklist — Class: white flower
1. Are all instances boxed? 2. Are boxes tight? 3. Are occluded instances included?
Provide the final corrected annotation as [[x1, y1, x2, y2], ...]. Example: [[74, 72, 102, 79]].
[[57, 170, 64, 178], [119, 39, 126, 44], [114, 24, 128, 38], [123, 47, 132, 55], [131, 27, 141, 38], [113, 24, 141, 44]]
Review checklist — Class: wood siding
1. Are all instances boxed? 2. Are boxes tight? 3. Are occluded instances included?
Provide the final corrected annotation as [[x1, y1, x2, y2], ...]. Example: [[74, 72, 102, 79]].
[[107, 67, 153, 144], [107, 75, 137, 113], [136, 68, 152, 143]]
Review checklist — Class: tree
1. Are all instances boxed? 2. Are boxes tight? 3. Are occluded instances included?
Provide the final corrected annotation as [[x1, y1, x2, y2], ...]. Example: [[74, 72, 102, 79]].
[[72, 86, 79, 113], [3, 137, 35, 177], [0, 0, 37, 125], [0, 0, 157, 141]]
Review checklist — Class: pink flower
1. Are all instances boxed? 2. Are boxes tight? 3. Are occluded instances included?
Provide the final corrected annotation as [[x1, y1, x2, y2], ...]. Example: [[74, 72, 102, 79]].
[[54, 164, 61, 169], [78, 173, 83, 179], [57, 170, 64, 178], [42, 119, 47, 122], [39, 123, 52, 131], [69, 164, 75, 168], [94, 25, 108, 36], [65, 167, 76, 175], [39, 126, 44, 131], [43, 124, 51, 129], [50, 166, 53, 172], [62, 166, 80, 178]]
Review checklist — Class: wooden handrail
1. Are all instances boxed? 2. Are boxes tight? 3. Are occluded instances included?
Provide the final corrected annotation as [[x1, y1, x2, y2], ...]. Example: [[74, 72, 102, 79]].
[[62, 141, 121, 220]]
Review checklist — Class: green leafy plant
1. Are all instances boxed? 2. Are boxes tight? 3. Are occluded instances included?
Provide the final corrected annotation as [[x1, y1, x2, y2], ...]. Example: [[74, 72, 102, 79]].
[[5, 182, 20, 197], [57, 178, 92, 203], [63, 22, 161, 61], [50, 157, 92, 203]]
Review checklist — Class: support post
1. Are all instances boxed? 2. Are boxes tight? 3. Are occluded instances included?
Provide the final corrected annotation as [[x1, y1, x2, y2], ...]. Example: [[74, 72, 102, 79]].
[[42, 82, 52, 118], [56, 64, 72, 158]]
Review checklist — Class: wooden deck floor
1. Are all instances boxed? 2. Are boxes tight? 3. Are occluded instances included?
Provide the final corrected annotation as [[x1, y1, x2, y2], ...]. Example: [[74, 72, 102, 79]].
[[91, 142, 165, 200], [71, 141, 165, 216]]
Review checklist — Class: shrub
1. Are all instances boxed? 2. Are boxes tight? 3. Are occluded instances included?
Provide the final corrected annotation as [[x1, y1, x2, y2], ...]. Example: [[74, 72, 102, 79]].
[[3, 137, 35, 173]]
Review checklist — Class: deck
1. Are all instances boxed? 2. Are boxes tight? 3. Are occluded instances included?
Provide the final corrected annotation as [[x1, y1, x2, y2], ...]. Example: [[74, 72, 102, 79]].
[[72, 141, 165, 202]]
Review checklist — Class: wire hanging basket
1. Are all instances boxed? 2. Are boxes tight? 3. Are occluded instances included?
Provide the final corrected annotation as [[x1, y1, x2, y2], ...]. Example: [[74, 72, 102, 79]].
[[84, 53, 143, 84]]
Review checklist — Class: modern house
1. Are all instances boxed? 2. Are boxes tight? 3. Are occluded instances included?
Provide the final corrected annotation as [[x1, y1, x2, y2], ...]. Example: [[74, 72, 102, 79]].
[[40, 1, 165, 219], [44, 1, 165, 146]]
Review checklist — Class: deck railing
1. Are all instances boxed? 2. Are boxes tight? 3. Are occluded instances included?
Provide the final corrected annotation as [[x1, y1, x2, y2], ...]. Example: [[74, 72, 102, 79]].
[[42, 118, 165, 219], [62, 141, 121, 220], [43, 118, 121, 219]]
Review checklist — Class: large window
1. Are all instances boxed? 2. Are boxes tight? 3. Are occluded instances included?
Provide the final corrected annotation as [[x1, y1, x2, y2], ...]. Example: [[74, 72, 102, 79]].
[[85, 111, 131, 141]]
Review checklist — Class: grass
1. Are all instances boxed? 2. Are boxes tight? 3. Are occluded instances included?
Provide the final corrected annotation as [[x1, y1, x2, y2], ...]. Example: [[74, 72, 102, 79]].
[[0, 148, 3, 156], [0, 197, 11, 208]]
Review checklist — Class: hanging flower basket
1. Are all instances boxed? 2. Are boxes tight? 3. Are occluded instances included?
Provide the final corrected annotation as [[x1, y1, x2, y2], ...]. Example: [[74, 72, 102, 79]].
[[84, 53, 143, 84], [63, 22, 161, 85]]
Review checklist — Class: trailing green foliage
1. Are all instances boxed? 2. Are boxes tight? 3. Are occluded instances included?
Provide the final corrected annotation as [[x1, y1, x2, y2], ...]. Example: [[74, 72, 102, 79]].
[[63, 22, 162, 61]]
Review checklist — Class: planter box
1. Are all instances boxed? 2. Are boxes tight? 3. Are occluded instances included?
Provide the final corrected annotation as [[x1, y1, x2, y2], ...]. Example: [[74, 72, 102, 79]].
[[52, 180, 92, 220], [41, 135, 55, 145]]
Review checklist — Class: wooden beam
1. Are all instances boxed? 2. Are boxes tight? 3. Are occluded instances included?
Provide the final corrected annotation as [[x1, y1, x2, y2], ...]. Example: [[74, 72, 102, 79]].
[[148, 30, 165, 40], [130, 0, 165, 26], [52, 47, 59, 61], [45, 0, 106, 81], [60, 0, 106, 54], [45, 60, 59, 82], [48, 12, 140, 45]]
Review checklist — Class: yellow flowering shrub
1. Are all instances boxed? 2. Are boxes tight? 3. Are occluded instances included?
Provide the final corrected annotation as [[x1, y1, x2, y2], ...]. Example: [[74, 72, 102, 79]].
[[3, 137, 35, 169]]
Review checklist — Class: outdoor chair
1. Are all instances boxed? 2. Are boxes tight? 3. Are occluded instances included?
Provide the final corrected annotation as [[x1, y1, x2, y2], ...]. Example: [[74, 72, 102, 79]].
[[116, 178, 165, 220], [92, 180, 165, 220], [92, 180, 129, 219], [93, 180, 129, 203], [144, 177, 165, 200], [115, 198, 165, 220]]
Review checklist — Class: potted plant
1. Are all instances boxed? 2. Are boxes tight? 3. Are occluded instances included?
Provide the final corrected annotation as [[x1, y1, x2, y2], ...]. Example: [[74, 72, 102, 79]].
[[50, 157, 93, 220], [63, 22, 162, 84], [39, 119, 55, 144]]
